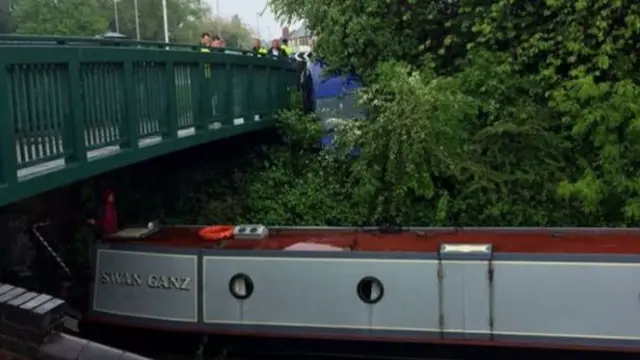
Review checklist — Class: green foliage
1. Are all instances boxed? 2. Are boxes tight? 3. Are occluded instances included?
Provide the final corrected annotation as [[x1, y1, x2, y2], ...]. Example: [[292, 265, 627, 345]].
[[109, 0, 251, 46], [127, 96, 362, 227], [77, 0, 640, 228], [215, 15, 253, 49], [110, 1, 252, 45], [349, 61, 474, 224], [243, 0, 640, 226], [0, 0, 14, 33], [10, 0, 253, 46], [192, 14, 254, 49], [269, 0, 456, 79], [14, 0, 108, 36], [106, 0, 210, 42], [554, 78, 640, 223], [241, 106, 363, 226]]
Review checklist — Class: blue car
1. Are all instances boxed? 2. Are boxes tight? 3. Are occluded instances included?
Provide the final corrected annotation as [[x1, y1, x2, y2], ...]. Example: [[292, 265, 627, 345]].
[[306, 60, 365, 155]]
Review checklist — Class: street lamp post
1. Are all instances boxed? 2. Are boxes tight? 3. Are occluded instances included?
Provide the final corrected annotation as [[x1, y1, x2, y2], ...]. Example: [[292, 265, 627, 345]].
[[216, 0, 221, 37], [256, 12, 261, 38], [257, 1, 269, 40], [134, 0, 140, 40], [113, 0, 119, 33], [162, 0, 169, 43]]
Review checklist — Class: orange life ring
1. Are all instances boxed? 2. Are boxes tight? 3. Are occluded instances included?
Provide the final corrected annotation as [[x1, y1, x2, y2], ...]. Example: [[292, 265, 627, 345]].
[[198, 225, 234, 241]]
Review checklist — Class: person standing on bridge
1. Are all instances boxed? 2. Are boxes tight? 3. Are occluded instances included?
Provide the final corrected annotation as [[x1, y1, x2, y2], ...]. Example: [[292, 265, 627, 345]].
[[211, 35, 223, 50], [268, 39, 287, 58], [252, 38, 267, 56], [199, 33, 213, 78], [199, 32, 212, 52], [281, 38, 293, 56]]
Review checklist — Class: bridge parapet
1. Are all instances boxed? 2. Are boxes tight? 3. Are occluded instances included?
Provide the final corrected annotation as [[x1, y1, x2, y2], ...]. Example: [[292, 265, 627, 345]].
[[0, 34, 258, 54], [0, 36, 301, 206]]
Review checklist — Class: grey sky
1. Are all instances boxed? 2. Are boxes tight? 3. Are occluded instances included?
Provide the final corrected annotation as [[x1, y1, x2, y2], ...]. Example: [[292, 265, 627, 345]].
[[205, 0, 290, 40]]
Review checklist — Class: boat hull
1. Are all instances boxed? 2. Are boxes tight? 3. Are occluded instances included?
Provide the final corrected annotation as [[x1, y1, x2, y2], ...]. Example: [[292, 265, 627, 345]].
[[88, 241, 640, 352]]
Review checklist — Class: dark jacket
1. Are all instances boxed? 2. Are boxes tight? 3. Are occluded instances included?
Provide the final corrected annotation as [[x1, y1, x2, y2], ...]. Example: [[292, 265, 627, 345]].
[[267, 47, 288, 58]]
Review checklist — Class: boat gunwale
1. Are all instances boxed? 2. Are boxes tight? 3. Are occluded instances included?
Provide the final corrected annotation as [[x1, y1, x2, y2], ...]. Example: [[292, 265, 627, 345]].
[[101, 225, 640, 255], [165, 225, 640, 233]]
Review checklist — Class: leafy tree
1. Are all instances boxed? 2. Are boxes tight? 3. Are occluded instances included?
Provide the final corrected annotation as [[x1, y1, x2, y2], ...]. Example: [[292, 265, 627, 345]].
[[101, 0, 640, 228], [102, 0, 253, 46], [242, 103, 364, 226], [221, 15, 253, 48], [14, 0, 108, 36], [0, 0, 13, 33], [109, 0, 211, 42], [347, 61, 474, 225], [200, 15, 253, 48], [256, 0, 640, 227], [454, 0, 640, 224], [269, 0, 460, 79]]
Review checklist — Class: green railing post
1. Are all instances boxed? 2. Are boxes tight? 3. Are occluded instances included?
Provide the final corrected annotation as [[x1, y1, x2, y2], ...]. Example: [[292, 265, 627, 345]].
[[244, 65, 255, 124], [164, 62, 178, 140], [281, 67, 287, 109], [266, 66, 273, 119], [194, 61, 206, 132], [0, 61, 17, 186], [204, 59, 215, 129], [65, 58, 87, 163], [122, 61, 139, 149], [224, 64, 233, 127]]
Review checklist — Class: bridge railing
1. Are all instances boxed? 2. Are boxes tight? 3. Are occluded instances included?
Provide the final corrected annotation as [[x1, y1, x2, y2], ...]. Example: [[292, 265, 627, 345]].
[[0, 37, 300, 206], [0, 34, 256, 55]]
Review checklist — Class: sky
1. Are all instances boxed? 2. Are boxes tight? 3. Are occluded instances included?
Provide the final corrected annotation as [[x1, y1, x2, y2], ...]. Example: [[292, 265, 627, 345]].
[[205, 0, 293, 41]]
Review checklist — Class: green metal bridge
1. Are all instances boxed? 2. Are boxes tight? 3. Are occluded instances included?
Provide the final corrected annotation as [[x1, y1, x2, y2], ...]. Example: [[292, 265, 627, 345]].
[[0, 36, 300, 207]]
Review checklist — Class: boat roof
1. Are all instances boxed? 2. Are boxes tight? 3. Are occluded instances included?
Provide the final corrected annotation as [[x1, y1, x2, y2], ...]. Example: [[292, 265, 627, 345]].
[[103, 226, 640, 254]]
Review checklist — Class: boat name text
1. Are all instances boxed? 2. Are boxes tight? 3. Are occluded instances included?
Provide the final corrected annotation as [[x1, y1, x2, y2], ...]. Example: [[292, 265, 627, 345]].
[[100, 271, 191, 291]]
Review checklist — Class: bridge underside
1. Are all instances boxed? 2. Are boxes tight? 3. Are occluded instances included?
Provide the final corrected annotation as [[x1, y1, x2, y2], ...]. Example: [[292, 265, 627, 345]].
[[18, 118, 263, 179]]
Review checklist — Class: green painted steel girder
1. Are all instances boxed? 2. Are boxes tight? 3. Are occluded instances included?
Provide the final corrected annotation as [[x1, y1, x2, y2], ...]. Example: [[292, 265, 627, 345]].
[[0, 37, 301, 207]]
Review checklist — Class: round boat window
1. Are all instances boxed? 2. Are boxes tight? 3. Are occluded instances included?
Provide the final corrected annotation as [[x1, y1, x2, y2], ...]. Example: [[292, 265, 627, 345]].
[[229, 273, 253, 300], [238, 227, 247, 233], [250, 227, 258, 233], [357, 276, 384, 304]]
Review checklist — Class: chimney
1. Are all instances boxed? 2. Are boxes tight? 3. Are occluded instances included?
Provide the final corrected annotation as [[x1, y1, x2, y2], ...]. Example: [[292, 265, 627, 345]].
[[281, 27, 290, 39]]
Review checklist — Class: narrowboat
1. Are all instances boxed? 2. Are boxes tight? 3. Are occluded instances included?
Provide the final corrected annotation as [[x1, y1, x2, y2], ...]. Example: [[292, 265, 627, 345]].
[[86, 224, 640, 352]]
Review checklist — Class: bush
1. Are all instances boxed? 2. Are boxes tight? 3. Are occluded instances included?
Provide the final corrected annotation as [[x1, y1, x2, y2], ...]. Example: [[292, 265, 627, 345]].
[[107, 0, 640, 228]]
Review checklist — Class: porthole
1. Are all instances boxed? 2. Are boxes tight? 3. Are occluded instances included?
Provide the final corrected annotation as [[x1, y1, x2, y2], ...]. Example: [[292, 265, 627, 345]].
[[229, 273, 253, 300], [357, 276, 384, 304]]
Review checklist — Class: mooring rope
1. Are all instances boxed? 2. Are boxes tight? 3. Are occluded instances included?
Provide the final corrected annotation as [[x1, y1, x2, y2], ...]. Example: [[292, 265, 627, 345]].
[[31, 222, 73, 278]]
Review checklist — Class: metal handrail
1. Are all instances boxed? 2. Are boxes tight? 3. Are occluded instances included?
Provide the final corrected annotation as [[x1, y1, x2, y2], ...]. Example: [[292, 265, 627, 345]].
[[0, 34, 254, 55]]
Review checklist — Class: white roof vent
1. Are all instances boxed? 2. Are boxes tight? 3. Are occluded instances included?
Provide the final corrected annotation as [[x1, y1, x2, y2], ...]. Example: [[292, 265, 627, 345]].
[[233, 225, 269, 240]]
